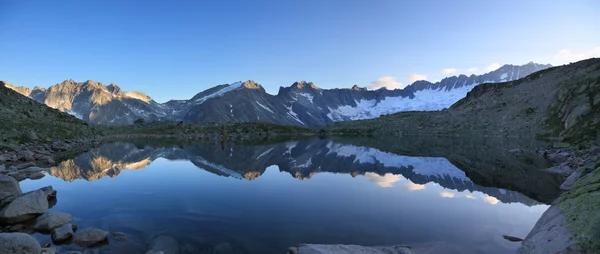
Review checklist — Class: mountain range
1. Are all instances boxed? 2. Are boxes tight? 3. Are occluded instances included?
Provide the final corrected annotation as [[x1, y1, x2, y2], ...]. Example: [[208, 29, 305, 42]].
[[4, 62, 551, 127]]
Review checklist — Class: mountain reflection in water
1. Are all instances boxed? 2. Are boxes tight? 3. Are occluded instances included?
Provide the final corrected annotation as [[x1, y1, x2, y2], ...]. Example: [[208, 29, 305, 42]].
[[48, 139, 540, 206], [18, 138, 553, 254]]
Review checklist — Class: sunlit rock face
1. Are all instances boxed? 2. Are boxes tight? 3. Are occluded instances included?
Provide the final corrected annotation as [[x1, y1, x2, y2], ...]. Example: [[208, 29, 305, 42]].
[[47, 139, 548, 207]]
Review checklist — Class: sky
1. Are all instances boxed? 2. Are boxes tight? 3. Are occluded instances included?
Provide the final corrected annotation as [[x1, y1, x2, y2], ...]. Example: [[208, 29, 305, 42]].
[[0, 0, 599, 102]]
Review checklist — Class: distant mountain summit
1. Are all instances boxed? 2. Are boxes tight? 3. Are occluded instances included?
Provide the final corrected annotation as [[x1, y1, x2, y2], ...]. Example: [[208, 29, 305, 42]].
[[5, 62, 551, 126]]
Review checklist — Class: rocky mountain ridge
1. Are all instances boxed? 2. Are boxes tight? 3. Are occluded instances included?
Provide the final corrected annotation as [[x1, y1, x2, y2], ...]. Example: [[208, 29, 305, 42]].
[[4, 62, 550, 127]]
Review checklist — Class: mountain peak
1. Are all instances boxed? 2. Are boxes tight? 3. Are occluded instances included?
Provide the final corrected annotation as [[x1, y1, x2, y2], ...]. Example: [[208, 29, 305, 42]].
[[241, 80, 262, 89], [291, 80, 319, 90], [351, 85, 367, 91]]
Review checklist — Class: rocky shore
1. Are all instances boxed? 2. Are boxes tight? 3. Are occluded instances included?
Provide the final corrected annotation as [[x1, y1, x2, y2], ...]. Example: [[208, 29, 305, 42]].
[[0, 172, 125, 253]]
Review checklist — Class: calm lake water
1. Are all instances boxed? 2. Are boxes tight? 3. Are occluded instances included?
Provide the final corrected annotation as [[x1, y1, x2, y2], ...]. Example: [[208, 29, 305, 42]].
[[21, 138, 552, 254]]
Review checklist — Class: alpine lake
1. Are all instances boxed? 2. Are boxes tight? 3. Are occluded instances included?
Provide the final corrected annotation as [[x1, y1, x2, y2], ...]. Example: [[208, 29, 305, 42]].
[[21, 137, 561, 254]]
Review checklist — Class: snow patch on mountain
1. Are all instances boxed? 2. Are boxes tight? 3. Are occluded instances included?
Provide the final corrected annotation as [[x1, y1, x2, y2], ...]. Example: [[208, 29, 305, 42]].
[[194, 82, 243, 104], [327, 83, 477, 121], [256, 101, 274, 113], [65, 110, 84, 120]]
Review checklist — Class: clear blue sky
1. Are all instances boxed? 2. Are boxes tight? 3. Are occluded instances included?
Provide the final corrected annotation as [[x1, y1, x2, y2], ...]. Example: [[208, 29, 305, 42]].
[[1, 0, 598, 102]]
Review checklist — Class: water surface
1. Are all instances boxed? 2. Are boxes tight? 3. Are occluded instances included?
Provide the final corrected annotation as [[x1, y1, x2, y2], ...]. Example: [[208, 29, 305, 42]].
[[21, 138, 552, 254]]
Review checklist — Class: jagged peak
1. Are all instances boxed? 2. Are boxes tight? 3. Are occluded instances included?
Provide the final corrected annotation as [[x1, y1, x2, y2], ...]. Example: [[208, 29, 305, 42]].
[[351, 85, 367, 91], [291, 80, 319, 90], [241, 80, 262, 89]]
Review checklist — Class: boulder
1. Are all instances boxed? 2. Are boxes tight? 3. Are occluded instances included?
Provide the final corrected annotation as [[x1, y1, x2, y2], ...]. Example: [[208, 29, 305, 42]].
[[545, 163, 573, 177], [73, 228, 109, 247], [502, 235, 524, 242], [51, 223, 74, 243], [28, 172, 45, 180], [560, 168, 584, 191], [51, 142, 71, 151], [34, 211, 73, 232], [7, 172, 27, 181], [146, 236, 179, 254], [0, 164, 5, 171], [0, 175, 21, 201], [15, 162, 35, 170], [0, 232, 42, 254], [0, 189, 48, 224], [40, 186, 57, 199], [17, 150, 35, 161], [41, 247, 58, 254], [289, 244, 415, 254]]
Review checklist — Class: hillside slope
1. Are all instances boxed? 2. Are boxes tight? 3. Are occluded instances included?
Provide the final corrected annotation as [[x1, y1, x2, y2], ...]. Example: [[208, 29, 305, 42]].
[[0, 81, 100, 144], [327, 58, 600, 141]]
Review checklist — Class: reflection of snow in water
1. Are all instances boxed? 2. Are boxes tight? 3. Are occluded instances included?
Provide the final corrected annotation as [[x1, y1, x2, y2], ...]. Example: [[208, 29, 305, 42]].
[[326, 142, 469, 181]]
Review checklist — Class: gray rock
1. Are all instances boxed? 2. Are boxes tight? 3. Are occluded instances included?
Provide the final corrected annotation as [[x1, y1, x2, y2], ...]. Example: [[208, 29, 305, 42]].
[[51, 142, 71, 151], [0, 189, 48, 224], [0, 232, 42, 254], [40, 186, 57, 199], [502, 235, 524, 242], [0, 164, 5, 171], [65, 252, 83, 254], [509, 148, 524, 155], [15, 162, 35, 170], [560, 168, 584, 191], [0, 155, 8, 163], [28, 172, 45, 180], [517, 206, 575, 254], [289, 244, 415, 254], [0, 175, 21, 201], [545, 163, 573, 177], [73, 228, 109, 247], [34, 211, 73, 231], [41, 247, 58, 254], [7, 172, 26, 181], [17, 150, 35, 161], [51, 223, 74, 243], [146, 235, 179, 254], [7, 166, 17, 172]]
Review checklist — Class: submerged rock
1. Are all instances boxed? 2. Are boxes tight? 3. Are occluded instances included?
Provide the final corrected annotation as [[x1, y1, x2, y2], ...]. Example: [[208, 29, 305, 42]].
[[34, 211, 73, 232], [0, 232, 42, 254], [288, 244, 415, 254], [146, 235, 180, 254], [502, 235, 524, 242], [0, 189, 48, 224], [51, 223, 74, 243], [73, 228, 109, 247]]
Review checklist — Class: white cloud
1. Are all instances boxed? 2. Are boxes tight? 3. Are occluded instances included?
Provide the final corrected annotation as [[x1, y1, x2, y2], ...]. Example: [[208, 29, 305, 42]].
[[439, 190, 455, 198], [366, 76, 405, 90], [465, 194, 477, 199], [483, 195, 499, 205], [405, 182, 426, 191], [485, 63, 502, 72], [365, 173, 401, 188], [467, 67, 478, 73], [442, 68, 458, 75], [407, 74, 427, 83], [553, 46, 600, 65]]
